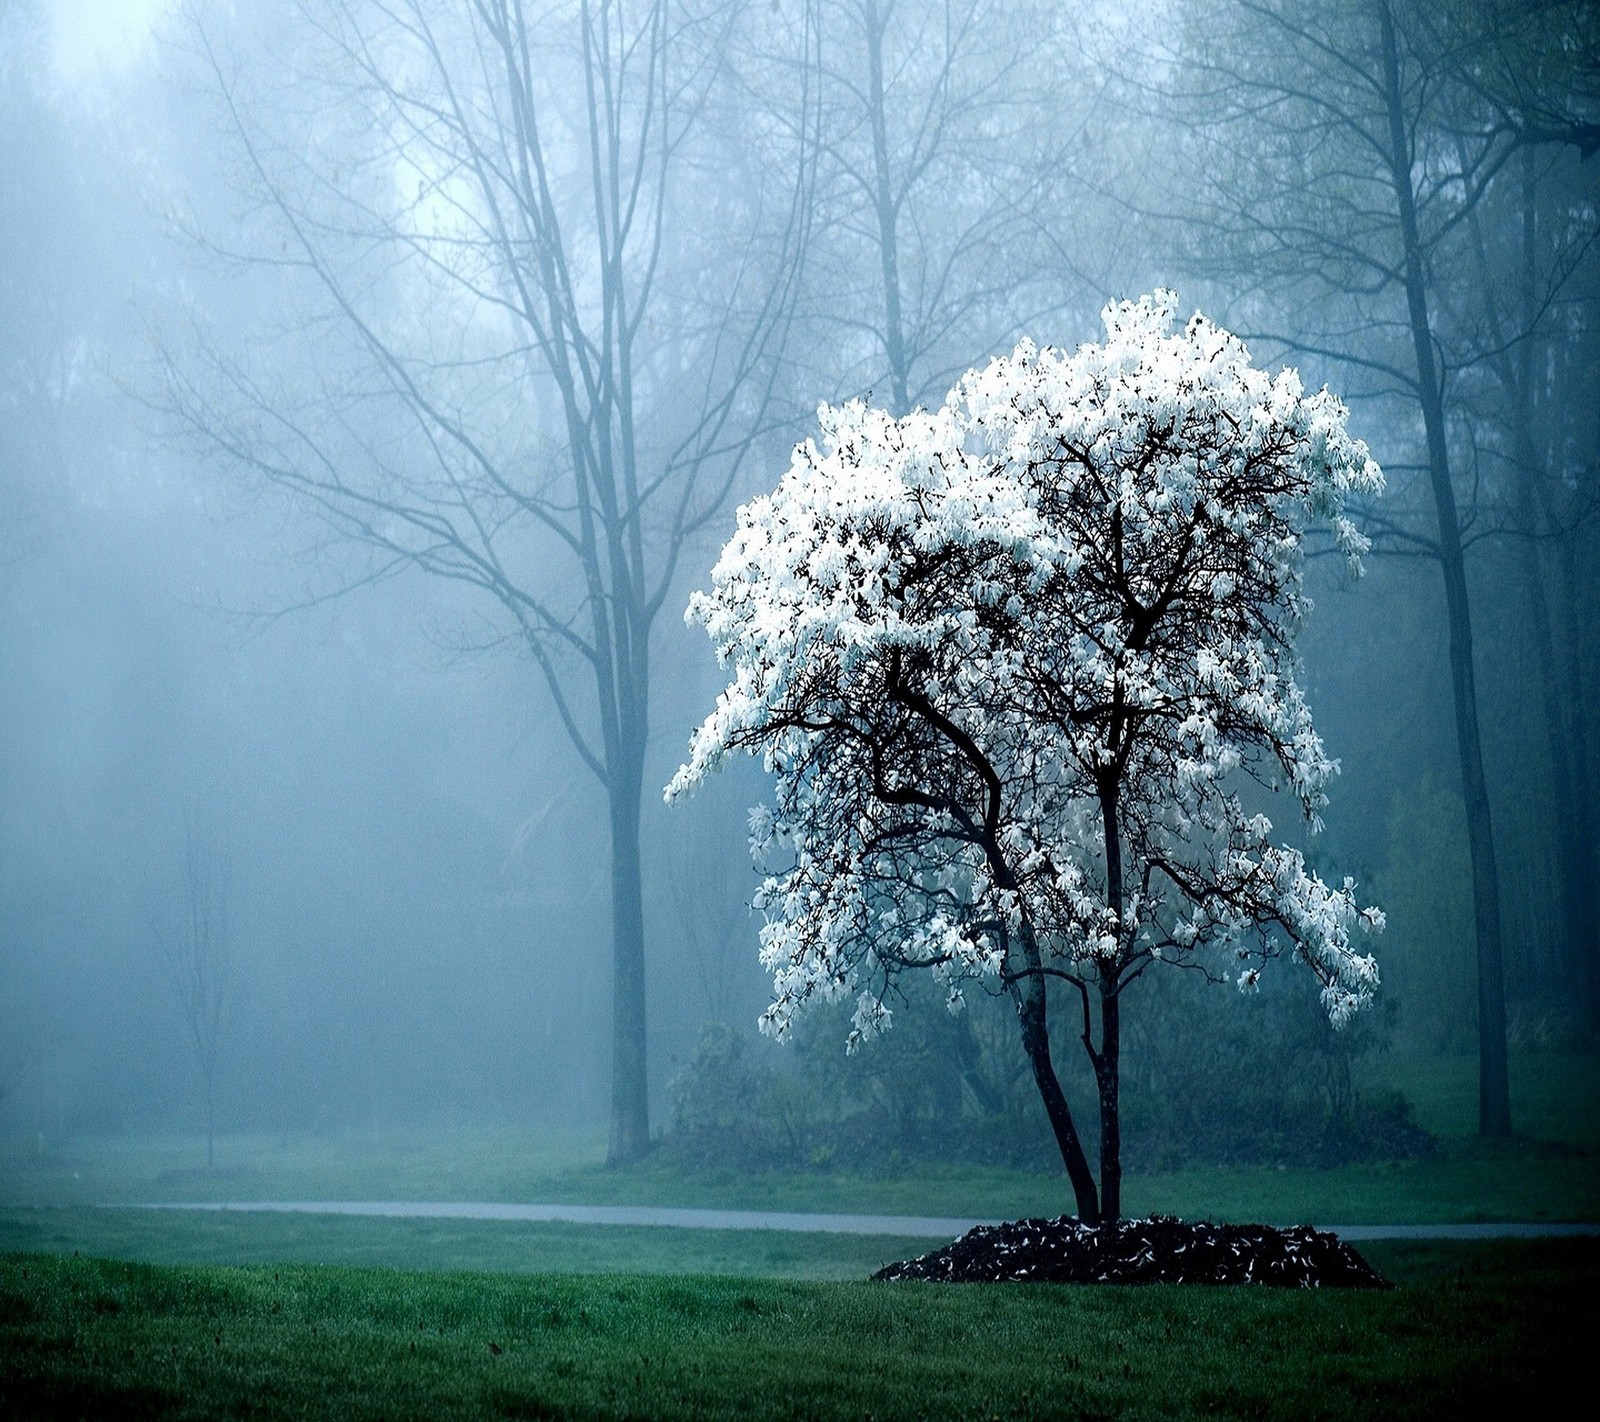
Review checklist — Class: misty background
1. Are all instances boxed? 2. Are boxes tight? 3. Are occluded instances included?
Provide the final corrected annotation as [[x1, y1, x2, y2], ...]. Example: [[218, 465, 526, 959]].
[[2, 0, 1594, 1164]]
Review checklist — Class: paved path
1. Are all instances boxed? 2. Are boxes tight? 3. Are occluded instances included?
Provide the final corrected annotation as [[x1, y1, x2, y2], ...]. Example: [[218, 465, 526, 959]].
[[129, 1201, 1600, 1241]]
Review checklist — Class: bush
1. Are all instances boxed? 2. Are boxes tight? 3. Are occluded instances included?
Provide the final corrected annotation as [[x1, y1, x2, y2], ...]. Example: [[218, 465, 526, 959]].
[[1118, 969, 1430, 1170], [662, 973, 1432, 1175], [662, 1022, 804, 1171]]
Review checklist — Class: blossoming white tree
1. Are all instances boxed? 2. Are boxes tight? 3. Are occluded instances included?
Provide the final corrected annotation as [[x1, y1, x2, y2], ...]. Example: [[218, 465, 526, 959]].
[[669, 292, 1385, 1224]]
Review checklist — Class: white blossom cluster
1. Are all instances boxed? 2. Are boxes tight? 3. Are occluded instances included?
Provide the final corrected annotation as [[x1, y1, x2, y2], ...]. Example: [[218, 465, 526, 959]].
[[669, 292, 1384, 1048]]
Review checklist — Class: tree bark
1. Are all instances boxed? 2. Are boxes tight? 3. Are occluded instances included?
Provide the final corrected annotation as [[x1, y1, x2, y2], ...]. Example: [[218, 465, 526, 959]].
[[1010, 924, 1099, 1224], [1095, 788, 1124, 1223], [1516, 158, 1599, 1027], [1096, 981, 1121, 1223], [597, 600, 654, 1164], [1461, 143, 1596, 1018], [1511, 158, 1598, 1020], [1379, 0, 1511, 1136], [607, 789, 650, 1164], [1557, 533, 1600, 1029]]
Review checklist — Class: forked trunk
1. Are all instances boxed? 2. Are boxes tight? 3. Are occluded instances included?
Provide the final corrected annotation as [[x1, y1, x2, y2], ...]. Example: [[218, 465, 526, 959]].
[[1011, 923, 1100, 1225]]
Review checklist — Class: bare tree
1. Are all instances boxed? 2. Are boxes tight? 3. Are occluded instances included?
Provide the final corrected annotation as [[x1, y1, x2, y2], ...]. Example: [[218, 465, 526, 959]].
[[796, 0, 1093, 413], [160, 0, 817, 1160], [1458, 143, 1600, 1028], [1150, 0, 1600, 1134], [157, 812, 234, 1170]]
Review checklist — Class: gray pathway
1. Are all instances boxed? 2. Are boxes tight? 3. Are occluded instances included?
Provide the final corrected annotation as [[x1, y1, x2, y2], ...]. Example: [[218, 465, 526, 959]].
[[129, 1200, 1600, 1241]]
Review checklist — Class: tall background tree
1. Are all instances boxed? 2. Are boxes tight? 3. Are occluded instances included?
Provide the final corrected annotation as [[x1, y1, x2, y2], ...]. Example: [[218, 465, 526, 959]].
[[1144, 0, 1600, 1134], [1455, 133, 1600, 1030], [770, 0, 1099, 415], [155, 809, 236, 1170], [160, 0, 817, 1160]]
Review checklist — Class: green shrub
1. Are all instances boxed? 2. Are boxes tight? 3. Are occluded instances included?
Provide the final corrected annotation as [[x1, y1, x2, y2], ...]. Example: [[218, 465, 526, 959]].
[[663, 967, 1433, 1175]]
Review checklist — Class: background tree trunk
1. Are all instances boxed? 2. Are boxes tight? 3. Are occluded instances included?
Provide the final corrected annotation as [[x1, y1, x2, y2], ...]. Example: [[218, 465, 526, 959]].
[[1379, 0, 1510, 1136], [1507, 155, 1598, 1030], [862, 0, 912, 414], [607, 768, 650, 1163]]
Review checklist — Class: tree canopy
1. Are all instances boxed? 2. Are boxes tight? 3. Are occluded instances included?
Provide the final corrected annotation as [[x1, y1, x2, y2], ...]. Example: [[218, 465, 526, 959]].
[[671, 292, 1386, 1221]]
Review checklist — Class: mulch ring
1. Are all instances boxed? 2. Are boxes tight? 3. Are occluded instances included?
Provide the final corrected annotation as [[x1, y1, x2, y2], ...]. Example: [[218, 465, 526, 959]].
[[871, 1214, 1389, 1288]]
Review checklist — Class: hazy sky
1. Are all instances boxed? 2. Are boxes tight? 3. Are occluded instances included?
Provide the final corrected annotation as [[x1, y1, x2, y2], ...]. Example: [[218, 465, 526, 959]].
[[48, 0, 173, 79]]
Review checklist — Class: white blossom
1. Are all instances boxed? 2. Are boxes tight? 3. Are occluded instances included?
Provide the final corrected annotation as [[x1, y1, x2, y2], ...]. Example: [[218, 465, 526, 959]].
[[669, 291, 1383, 1054]]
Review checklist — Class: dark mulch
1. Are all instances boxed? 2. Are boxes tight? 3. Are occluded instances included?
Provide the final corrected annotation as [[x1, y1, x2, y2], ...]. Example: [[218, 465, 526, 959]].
[[871, 1214, 1389, 1288]]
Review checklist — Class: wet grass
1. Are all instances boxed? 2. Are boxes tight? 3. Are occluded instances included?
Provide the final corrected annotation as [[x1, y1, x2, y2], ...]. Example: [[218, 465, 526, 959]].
[[1361, 1049, 1600, 1146], [3, 1050, 1595, 1236], [0, 1207, 922, 1281], [2, 1239, 1593, 1420], [1, 1054, 1592, 1416], [1, 1145, 1595, 1291]]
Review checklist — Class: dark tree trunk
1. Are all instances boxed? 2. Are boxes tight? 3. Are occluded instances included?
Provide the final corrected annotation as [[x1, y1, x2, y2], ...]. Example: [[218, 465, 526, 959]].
[[1096, 982, 1121, 1223], [1379, 0, 1511, 1136], [895, 655, 1099, 1217], [1514, 474, 1588, 996], [1516, 159, 1599, 1028], [1463, 143, 1598, 1022], [1511, 163, 1599, 1022], [606, 744, 651, 1166], [1010, 924, 1100, 1225], [1094, 789, 1125, 1223], [1557, 535, 1600, 1029]]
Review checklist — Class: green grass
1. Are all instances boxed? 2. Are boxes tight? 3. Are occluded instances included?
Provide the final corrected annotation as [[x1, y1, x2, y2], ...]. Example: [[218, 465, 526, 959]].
[[0, 1049, 1593, 1285], [0, 1126, 614, 1211], [1361, 1050, 1600, 1145], [5, 1056, 1597, 1218], [1, 1053, 1592, 1416], [3, 1241, 1594, 1420], [0, 1208, 923, 1281]]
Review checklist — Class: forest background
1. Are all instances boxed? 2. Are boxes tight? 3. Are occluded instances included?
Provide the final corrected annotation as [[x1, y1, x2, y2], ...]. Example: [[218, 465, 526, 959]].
[[1, 0, 1595, 1179]]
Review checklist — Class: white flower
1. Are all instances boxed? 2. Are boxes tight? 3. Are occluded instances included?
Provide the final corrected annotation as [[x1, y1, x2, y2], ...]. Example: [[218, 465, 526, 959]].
[[670, 291, 1383, 1059]]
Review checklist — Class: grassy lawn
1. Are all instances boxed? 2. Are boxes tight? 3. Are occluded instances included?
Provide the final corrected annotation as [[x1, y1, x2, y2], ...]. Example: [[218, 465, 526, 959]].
[[3, 1240, 1594, 1420], [1360, 1050, 1600, 1145], [0, 1052, 1593, 1417], [5, 1139, 1596, 1239], [0, 1208, 925, 1282], [1, 1140, 1595, 1288], [2, 1053, 1594, 1252]]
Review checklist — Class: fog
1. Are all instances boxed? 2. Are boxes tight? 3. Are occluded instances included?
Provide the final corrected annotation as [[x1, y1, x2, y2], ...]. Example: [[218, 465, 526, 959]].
[[1, 0, 1594, 1171]]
